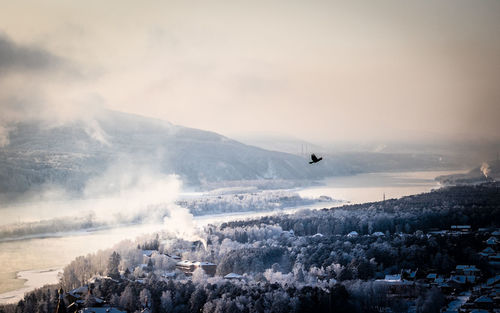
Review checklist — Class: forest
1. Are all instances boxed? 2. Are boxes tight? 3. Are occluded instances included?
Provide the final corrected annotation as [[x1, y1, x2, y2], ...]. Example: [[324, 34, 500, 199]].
[[1, 183, 499, 313]]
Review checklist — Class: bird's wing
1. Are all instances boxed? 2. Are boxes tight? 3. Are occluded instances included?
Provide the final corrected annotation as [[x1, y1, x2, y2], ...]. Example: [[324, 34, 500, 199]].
[[311, 154, 318, 162]]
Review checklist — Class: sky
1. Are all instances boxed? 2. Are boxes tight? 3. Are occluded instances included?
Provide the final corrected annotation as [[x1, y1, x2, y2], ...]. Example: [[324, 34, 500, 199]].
[[0, 0, 499, 144]]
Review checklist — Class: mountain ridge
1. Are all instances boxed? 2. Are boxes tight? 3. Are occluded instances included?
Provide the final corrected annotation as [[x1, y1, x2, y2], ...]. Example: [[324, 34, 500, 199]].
[[0, 110, 346, 199]]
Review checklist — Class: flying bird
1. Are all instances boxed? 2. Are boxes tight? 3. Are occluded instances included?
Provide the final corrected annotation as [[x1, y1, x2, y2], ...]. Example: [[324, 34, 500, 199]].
[[309, 153, 323, 164]]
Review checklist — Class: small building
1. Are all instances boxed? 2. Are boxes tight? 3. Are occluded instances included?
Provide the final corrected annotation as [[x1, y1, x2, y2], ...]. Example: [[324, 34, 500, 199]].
[[481, 247, 495, 255], [176, 260, 216, 276], [486, 237, 498, 245], [372, 232, 385, 237]]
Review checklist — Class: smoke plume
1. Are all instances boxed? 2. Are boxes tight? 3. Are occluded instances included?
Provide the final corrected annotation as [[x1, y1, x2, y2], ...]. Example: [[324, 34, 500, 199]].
[[480, 162, 491, 179]]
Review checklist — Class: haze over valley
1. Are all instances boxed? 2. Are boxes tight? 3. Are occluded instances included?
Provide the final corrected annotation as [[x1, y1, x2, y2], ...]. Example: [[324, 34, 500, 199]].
[[0, 1, 499, 312]]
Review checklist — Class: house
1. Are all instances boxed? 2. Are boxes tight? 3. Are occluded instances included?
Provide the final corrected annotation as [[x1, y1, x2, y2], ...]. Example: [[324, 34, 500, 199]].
[[481, 247, 495, 255], [66, 286, 89, 303], [486, 237, 498, 245], [176, 260, 216, 276]]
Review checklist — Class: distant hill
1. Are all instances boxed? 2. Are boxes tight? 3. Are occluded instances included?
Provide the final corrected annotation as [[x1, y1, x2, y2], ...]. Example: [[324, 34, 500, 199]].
[[436, 159, 500, 185], [0, 110, 460, 200], [0, 110, 354, 199]]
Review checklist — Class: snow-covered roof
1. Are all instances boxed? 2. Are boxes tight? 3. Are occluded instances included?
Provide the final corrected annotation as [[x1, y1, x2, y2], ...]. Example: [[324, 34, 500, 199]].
[[69, 286, 88, 295], [347, 231, 358, 237], [451, 225, 471, 229], [482, 247, 495, 254], [372, 232, 385, 237], [312, 233, 324, 238], [455, 265, 479, 271], [486, 237, 498, 245], [224, 273, 244, 279], [80, 307, 126, 313], [383, 274, 401, 281], [487, 275, 500, 286], [165, 254, 181, 260], [162, 272, 176, 278], [177, 260, 215, 266], [193, 261, 216, 266], [142, 250, 156, 257]]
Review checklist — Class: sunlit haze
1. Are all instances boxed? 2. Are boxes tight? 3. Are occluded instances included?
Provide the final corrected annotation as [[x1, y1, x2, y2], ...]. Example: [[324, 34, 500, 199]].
[[1, 0, 499, 144]]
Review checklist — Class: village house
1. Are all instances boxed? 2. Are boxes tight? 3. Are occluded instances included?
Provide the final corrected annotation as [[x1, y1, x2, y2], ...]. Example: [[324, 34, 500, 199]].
[[176, 260, 217, 276]]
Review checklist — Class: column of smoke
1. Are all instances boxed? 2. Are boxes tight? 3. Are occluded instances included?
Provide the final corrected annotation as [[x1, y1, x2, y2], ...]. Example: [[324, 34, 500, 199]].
[[82, 162, 207, 248], [480, 162, 491, 179]]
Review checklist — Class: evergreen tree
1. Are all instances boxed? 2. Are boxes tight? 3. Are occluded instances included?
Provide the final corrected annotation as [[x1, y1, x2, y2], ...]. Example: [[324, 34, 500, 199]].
[[107, 251, 121, 279]]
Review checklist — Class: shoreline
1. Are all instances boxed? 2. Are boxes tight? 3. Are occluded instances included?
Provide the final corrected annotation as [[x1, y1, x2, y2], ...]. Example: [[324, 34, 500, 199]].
[[0, 268, 62, 305]]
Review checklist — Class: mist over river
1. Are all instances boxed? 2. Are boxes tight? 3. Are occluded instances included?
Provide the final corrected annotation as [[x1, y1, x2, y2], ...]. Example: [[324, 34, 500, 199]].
[[0, 170, 462, 304]]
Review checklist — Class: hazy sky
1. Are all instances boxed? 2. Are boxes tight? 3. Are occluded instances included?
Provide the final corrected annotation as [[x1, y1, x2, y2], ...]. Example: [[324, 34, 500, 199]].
[[0, 0, 499, 143]]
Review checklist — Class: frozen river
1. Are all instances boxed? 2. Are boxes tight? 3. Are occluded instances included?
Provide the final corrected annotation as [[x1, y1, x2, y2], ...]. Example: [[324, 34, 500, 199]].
[[0, 170, 462, 304]]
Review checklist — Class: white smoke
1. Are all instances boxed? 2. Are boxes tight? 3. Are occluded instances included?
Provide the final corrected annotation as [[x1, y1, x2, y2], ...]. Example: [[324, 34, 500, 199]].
[[85, 161, 205, 243], [0, 160, 206, 245], [480, 162, 491, 179]]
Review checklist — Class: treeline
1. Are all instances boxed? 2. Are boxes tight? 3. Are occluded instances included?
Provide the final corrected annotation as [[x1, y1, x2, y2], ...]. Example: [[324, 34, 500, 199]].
[[221, 183, 500, 236]]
